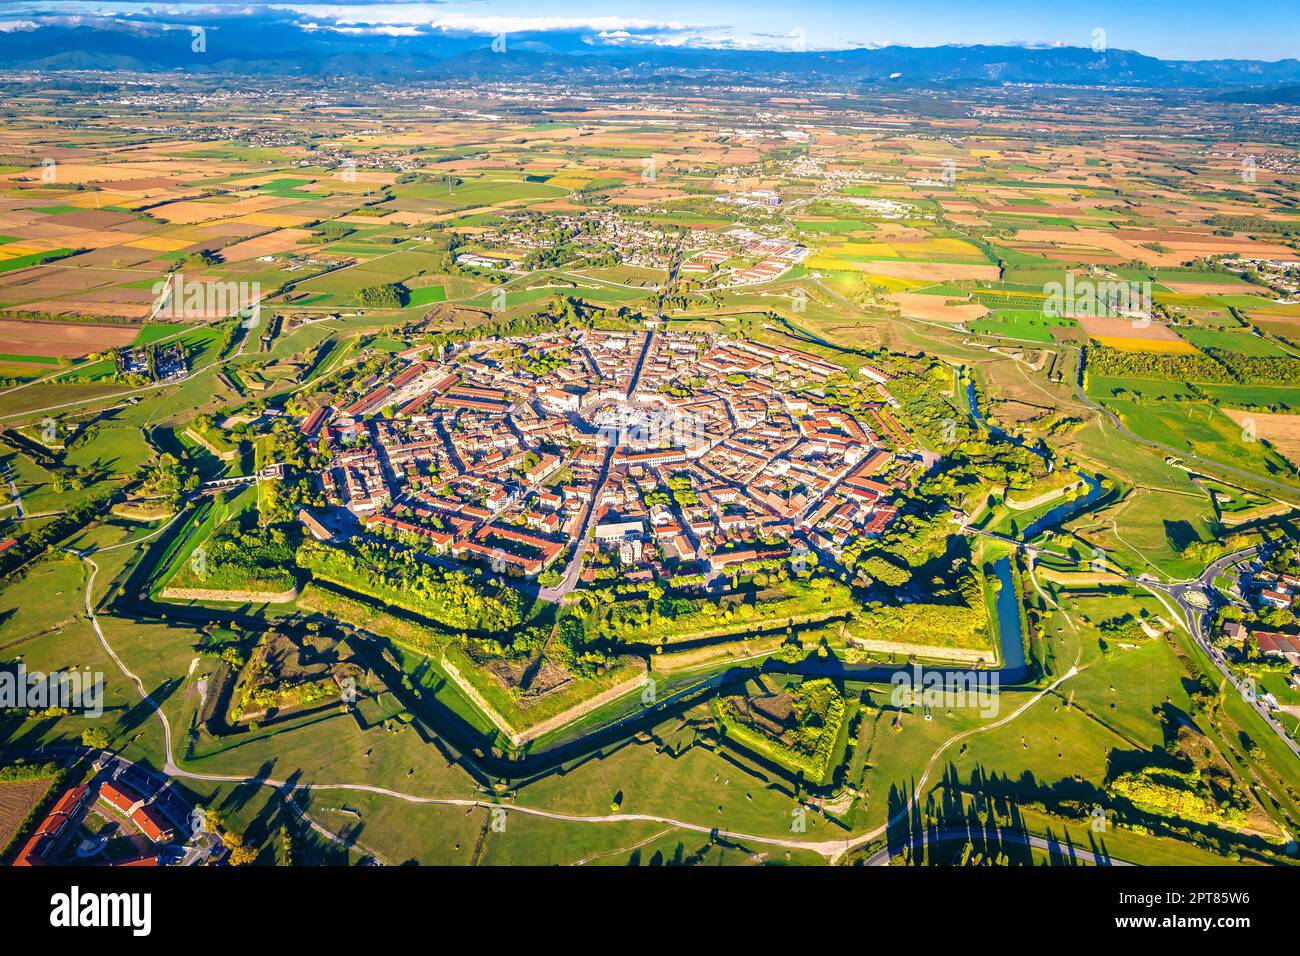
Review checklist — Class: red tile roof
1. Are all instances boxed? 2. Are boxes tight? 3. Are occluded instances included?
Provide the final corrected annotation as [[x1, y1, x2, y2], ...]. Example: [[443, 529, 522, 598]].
[[100, 780, 143, 814], [131, 803, 173, 844], [14, 784, 89, 866]]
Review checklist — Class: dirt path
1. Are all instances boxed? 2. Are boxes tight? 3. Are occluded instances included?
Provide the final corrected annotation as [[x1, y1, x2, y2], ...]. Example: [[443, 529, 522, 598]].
[[73, 543, 1087, 864]]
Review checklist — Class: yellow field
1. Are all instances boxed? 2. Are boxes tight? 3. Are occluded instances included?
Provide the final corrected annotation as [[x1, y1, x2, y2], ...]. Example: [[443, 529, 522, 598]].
[[1093, 336, 1200, 354], [819, 271, 930, 298], [546, 174, 593, 189], [814, 258, 1000, 282], [0, 244, 41, 260], [828, 241, 898, 258], [816, 237, 986, 264], [124, 234, 195, 252], [916, 237, 985, 257], [860, 274, 931, 292]]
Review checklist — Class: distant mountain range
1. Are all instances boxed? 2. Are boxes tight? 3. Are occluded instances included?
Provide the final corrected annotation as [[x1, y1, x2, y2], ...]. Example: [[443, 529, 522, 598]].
[[4, 22, 1300, 93]]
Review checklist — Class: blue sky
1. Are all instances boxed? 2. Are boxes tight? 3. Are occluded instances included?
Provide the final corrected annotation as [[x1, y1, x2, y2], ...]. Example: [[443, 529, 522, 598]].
[[5, 1, 1298, 61]]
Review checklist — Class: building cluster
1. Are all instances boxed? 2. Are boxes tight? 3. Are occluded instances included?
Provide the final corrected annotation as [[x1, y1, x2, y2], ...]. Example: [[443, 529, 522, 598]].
[[678, 230, 812, 287], [300, 328, 919, 588], [1222, 566, 1300, 708], [458, 210, 683, 274], [1253, 568, 1300, 614], [1223, 257, 1300, 299], [14, 760, 191, 868], [115, 340, 189, 382]]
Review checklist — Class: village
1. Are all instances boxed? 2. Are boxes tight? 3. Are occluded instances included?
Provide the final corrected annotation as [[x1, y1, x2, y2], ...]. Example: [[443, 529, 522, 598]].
[[451, 207, 813, 290]]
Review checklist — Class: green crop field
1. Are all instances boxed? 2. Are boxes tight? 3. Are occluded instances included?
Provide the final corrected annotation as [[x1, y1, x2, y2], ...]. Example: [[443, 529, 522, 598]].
[[3, 66, 1300, 878], [1177, 328, 1290, 356]]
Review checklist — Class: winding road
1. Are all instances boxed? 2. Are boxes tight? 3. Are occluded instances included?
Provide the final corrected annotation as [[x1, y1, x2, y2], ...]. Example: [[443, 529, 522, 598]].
[[70, 534, 1091, 865]]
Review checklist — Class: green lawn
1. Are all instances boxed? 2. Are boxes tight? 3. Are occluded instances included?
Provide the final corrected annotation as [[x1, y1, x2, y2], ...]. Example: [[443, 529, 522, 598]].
[[969, 309, 1078, 342], [406, 285, 446, 307]]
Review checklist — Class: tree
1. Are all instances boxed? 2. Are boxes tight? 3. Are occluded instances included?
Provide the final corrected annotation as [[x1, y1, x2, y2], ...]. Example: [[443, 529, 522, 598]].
[[81, 727, 110, 750], [222, 830, 258, 866], [857, 555, 910, 588], [357, 282, 410, 309], [278, 825, 295, 866], [1259, 606, 1295, 629]]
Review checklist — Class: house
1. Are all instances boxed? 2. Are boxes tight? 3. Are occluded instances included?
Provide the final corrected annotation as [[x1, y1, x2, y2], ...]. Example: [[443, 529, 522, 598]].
[[297, 508, 334, 543], [594, 520, 644, 545], [100, 780, 143, 816], [300, 405, 332, 437], [131, 803, 175, 844], [100, 780, 175, 844], [1254, 631, 1300, 666], [1260, 589, 1293, 610], [14, 785, 90, 866], [707, 549, 758, 574], [539, 388, 581, 413]]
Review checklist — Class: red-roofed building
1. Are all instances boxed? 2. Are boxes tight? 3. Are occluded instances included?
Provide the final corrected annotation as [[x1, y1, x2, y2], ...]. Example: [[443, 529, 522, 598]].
[[300, 405, 332, 437], [99, 779, 174, 844], [863, 506, 899, 536], [99, 780, 143, 816], [14, 784, 90, 867], [131, 803, 174, 844], [1255, 631, 1300, 665]]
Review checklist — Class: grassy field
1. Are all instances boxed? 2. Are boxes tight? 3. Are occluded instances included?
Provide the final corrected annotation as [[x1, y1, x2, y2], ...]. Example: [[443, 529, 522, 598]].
[[1177, 328, 1291, 356], [968, 310, 1079, 342], [1102, 399, 1296, 484]]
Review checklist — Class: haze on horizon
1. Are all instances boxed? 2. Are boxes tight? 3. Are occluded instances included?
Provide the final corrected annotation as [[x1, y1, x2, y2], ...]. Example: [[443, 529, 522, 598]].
[[3, 0, 1297, 63]]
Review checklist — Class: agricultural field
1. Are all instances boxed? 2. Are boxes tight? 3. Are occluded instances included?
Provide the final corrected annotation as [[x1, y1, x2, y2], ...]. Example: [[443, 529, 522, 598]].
[[0, 774, 54, 854], [0, 68, 1298, 878]]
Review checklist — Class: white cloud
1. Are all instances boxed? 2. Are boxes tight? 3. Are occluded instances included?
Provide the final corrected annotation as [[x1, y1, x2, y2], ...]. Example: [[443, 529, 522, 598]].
[[595, 28, 829, 52], [0, 5, 836, 52], [299, 21, 425, 36], [423, 15, 695, 35]]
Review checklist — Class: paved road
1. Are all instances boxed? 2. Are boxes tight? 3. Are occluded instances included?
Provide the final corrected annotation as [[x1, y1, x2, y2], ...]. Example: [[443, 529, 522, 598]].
[[1165, 546, 1300, 761], [1061, 345, 1300, 501], [2, 461, 22, 518], [70, 523, 1091, 864], [998, 527, 1299, 762], [860, 827, 1134, 866], [70, 550, 390, 861], [538, 328, 659, 601], [970, 514, 1300, 764], [47, 238, 1287, 861]]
